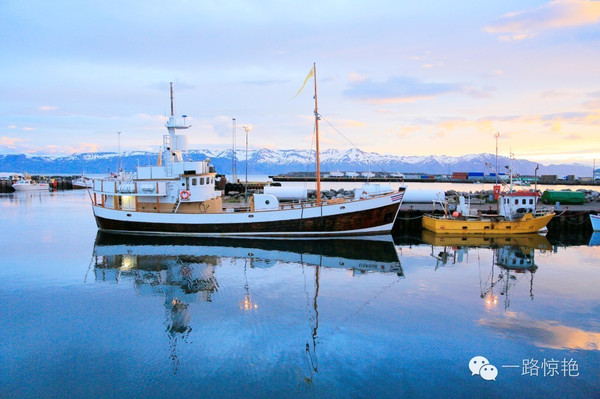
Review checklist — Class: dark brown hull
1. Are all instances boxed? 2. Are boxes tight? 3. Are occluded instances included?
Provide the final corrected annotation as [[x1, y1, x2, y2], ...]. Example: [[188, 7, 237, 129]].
[[95, 202, 400, 237]]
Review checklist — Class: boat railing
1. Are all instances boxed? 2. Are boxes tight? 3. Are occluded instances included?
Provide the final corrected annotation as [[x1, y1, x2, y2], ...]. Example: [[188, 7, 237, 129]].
[[533, 207, 554, 216], [92, 179, 166, 195]]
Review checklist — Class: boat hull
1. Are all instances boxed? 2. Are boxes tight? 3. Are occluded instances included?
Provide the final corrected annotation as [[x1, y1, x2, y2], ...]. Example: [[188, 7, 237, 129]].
[[591, 214, 600, 232], [421, 230, 551, 250], [422, 213, 554, 235], [93, 193, 403, 237], [93, 231, 403, 274], [73, 182, 92, 189]]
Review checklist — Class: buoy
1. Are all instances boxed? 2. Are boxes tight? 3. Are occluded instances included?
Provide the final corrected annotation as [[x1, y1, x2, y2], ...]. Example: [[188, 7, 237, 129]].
[[180, 190, 191, 200], [452, 211, 459, 217]]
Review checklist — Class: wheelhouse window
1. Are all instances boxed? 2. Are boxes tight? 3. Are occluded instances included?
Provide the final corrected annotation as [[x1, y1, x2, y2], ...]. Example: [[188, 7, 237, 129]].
[[200, 178, 205, 185], [192, 178, 197, 186]]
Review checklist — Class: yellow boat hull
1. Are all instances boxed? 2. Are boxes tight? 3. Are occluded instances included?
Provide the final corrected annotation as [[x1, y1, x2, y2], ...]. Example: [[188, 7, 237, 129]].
[[422, 213, 554, 235], [420, 230, 552, 250]]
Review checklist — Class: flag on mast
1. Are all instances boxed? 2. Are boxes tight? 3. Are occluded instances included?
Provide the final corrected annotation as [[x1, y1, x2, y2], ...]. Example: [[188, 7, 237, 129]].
[[292, 65, 315, 99]]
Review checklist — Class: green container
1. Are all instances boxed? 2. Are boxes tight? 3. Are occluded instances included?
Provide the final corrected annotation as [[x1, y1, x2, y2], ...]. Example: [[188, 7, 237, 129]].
[[541, 190, 585, 205]]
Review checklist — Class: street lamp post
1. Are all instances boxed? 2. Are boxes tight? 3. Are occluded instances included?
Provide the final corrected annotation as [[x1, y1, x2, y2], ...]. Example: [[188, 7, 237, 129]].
[[243, 125, 252, 204], [232, 118, 237, 182], [494, 132, 500, 184], [117, 131, 122, 172]]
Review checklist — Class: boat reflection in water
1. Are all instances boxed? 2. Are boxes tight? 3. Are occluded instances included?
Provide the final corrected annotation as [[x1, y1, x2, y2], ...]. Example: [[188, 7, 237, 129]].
[[421, 230, 551, 310], [91, 232, 403, 375]]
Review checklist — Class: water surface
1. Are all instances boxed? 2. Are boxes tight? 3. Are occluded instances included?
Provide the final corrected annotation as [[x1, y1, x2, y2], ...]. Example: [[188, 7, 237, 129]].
[[0, 190, 598, 398]]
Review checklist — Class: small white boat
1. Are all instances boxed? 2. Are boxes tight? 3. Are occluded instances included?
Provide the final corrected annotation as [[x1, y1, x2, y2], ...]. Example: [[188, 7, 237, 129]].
[[72, 177, 92, 189], [12, 179, 49, 191], [590, 213, 600, 231]]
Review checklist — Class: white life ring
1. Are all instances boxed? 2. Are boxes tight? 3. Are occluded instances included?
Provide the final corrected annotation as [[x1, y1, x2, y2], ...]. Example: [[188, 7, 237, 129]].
[[180, 190, 191, 200]]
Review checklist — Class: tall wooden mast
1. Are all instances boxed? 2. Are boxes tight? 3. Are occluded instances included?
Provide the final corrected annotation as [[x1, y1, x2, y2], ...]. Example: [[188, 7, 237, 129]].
[[313, 63, 321, 206]]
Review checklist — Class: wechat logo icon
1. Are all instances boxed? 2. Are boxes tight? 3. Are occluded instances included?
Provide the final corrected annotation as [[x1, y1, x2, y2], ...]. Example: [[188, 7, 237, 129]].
[[469, 356, 498, 381]]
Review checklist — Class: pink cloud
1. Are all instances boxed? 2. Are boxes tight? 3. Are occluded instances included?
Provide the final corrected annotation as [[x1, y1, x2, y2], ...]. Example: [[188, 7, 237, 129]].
[[1, 136, 24, 148], [485, 0, 600, 40]]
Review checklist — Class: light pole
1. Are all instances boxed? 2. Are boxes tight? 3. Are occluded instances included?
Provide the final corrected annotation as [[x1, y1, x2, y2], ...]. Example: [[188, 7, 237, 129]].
[[232, 118, 237, 182], [494, 132, 500, 184], [243, 125, 252, 204], [117, 131, 122, 173], [534, 164, 539, 203]]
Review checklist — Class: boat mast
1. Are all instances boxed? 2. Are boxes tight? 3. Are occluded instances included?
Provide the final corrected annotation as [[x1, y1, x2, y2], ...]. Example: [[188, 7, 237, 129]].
[[163, 82, 189, 175], [313, 63, 321, 206], [170, 82, 175, 117]]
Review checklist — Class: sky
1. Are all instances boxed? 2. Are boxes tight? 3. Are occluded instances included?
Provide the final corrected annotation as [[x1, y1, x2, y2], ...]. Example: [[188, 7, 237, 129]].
[[1, 0, 599, 165]]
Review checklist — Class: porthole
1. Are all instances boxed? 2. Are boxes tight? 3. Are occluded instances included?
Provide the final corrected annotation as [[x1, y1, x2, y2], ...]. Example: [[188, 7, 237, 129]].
[[265, 200, 270, 205]]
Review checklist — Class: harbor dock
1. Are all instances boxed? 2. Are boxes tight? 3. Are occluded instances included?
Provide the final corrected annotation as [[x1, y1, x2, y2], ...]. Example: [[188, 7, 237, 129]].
[[270, 174, 600, 186]]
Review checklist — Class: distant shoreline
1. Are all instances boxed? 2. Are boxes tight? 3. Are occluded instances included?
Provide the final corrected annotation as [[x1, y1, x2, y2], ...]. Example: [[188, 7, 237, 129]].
[[270, 175, 600, 187]]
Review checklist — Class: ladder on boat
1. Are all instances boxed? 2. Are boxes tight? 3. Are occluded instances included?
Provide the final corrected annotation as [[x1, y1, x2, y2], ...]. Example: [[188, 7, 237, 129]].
[[163, 135, 173, 177]]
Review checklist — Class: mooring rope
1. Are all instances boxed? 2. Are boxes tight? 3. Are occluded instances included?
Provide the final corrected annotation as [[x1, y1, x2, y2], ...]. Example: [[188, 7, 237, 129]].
[[395, 214, 425, 220]]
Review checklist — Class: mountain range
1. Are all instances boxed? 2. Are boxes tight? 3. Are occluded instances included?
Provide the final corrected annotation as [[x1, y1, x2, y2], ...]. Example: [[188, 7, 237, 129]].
[[0, 149, 593, 177]]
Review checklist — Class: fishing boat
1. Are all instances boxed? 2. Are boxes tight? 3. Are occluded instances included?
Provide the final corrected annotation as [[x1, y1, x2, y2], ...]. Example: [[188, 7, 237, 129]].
[[423, 157, 553, 235], [72, 176, 92, 189], [422, 190, 554, 234], [90, 68, 405, 237], [12, 178, 49, 191], [590, 213, 600, 231]]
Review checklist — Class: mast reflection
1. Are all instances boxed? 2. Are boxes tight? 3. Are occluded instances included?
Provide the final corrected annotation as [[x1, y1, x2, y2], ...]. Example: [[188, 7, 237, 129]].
[[421, 231, 551, 310]]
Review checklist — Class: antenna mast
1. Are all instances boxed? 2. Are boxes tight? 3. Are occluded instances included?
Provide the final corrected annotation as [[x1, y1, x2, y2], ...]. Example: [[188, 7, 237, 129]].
[[170, 82, 174, 116]]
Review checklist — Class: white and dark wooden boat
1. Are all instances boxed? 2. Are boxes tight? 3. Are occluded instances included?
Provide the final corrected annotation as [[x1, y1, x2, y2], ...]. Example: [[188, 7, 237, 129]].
[[91, 68, 405, 237]]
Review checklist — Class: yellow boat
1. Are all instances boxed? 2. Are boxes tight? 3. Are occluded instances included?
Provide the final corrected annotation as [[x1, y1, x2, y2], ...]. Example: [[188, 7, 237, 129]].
[[422, 190, 554, 235]]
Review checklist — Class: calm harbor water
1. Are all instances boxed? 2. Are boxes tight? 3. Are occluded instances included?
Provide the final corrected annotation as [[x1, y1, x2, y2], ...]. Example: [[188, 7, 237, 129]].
[[1, 190, 599, 398]]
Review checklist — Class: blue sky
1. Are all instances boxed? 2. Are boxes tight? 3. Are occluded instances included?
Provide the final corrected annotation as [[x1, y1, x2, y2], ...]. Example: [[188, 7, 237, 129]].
[[1, 0, 599, 164]]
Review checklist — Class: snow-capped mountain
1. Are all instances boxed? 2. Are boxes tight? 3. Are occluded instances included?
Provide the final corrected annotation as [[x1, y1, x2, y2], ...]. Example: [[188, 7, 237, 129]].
[[0, 149, 592, 177]]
